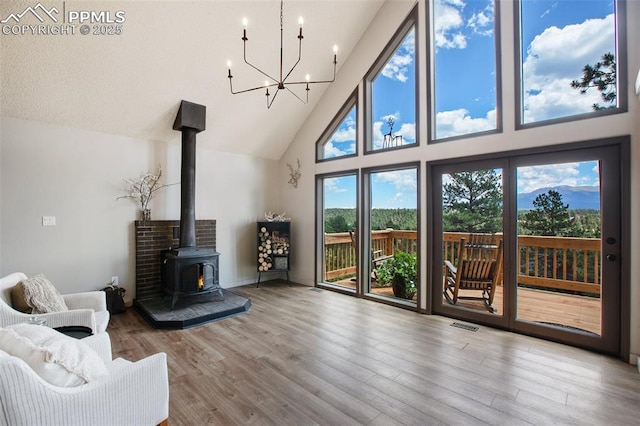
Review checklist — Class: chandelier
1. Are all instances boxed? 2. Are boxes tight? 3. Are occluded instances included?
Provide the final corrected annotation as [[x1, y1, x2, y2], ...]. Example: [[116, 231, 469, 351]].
[[226, 0, 338, 109]]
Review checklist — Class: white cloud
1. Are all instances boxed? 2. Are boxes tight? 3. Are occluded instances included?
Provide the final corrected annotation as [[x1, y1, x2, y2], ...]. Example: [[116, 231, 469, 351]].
[[434, 0, 466, 49], [323, 141, 354, 159], [329, 125, 355, 143], [324, 114, 356, 158], [517, 163, 597, 193], [467, 3, 493, 37], [522, 14, 615, 123], [375, 170, 417, 191], [396, 122, 416, 141], [435, 0, 494, 49], [374, 170, 418, 207], [381, 112, 400, 123], [540, 2, 558, 19], [372, 113, 416, 149], [324, 177, 347, 193], [381, 29, 415, 82], [435, 108, 495, 139]]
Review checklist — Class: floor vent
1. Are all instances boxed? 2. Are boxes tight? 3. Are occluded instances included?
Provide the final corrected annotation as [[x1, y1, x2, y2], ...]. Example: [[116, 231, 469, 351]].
[[450, 322, 479, 332], [309, 288, 324, 292]]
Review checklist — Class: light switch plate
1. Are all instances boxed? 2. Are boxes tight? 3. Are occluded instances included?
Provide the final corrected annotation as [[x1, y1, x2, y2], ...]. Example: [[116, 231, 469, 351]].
[[42, 216, 56, 226]]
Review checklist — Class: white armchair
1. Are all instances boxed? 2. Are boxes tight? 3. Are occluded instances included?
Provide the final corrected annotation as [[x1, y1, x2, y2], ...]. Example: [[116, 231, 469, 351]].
[[0, 272, 109, 334], [0, 331, 169, 426]]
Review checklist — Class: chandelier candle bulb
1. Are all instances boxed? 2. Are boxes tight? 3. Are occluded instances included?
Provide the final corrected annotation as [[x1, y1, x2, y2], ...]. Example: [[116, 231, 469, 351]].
[[242, 17, 248, 39], [298, 17, 303, 38]]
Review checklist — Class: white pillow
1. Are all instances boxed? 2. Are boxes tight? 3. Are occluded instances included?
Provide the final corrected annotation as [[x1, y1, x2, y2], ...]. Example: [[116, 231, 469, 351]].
[[0, 324, 108, 387], [19, 275, 68, 314]]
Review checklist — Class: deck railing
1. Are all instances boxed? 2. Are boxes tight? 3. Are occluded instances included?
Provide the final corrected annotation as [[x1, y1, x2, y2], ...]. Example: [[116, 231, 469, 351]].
[[325, 230, 602, 296]]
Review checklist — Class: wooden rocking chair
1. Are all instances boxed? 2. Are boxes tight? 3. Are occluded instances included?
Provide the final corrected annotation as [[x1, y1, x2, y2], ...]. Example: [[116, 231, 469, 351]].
[[443, 236, 503, 313]]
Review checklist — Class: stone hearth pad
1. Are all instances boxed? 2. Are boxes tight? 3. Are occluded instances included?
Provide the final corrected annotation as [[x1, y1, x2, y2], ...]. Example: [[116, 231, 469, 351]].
[[133, 289, 251, 329]]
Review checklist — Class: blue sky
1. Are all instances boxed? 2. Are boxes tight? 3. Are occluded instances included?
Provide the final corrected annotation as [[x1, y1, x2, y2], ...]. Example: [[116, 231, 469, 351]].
[[324, 175, 357, 209], [324, 0, 611, 209], [324, 169, 418, 209]]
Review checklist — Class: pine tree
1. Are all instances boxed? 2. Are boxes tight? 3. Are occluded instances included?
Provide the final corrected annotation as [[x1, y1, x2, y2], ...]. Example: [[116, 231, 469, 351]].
[[570, 52, 616, 111], [442, 170, 502, 233], [325, 215, 350, 233], [522, 190, 577, 236]]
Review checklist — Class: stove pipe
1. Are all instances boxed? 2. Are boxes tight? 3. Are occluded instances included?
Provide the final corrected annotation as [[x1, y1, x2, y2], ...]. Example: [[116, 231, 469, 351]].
[[173, 100, 206, 248]]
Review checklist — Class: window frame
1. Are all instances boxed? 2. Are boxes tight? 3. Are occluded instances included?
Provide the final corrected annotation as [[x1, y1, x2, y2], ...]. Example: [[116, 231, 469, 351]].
[[514, 0, 628, 129], [315, 89, 359, 163], [315, 170, 360, 293], [364, 5, 420, 155], [428, 0, 503, 144], [361, 161, 421, 310]]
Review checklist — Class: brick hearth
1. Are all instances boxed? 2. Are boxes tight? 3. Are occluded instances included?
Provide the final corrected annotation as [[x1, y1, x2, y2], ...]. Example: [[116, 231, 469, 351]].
[[134, 220, 216, 301]]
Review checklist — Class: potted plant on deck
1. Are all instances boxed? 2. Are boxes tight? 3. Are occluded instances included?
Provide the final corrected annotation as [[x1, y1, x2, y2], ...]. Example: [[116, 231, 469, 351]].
[[375, 251, 417, 300]]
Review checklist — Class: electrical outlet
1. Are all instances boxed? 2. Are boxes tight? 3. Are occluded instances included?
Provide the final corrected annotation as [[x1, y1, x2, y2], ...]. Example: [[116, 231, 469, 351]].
[[111, 276, 119, 286]]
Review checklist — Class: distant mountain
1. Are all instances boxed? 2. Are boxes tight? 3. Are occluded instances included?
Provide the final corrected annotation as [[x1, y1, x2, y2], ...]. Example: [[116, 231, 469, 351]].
[[517, 185, 600, 210]]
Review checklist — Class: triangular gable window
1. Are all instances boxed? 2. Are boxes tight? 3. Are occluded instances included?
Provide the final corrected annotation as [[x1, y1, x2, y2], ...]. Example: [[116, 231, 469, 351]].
[[316, 91, 358, 162]]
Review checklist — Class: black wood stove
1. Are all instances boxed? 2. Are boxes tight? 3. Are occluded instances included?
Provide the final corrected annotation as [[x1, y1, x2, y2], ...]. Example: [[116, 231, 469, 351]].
[[161, 100, 223, 310]]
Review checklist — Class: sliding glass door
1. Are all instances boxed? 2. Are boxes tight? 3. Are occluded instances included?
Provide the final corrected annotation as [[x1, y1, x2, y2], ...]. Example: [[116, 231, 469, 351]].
[[431, 141, 626, 355], [433, 160, 507, 322]]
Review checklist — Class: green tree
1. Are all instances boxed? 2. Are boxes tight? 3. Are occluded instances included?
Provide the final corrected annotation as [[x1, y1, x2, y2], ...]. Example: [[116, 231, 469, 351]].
[[570, 52, 616, 111], [522, 190, 578, 236], [442, 170, 502, 233], [325, 215, 350, 233]]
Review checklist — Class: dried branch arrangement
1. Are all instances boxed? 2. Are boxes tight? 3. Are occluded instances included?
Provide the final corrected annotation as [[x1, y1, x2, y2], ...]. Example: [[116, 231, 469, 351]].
[[116, 166, 178, 212]]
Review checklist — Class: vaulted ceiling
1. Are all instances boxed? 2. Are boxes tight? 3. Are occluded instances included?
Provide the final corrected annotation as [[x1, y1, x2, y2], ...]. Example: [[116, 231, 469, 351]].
[[1, 1, 385, 160]]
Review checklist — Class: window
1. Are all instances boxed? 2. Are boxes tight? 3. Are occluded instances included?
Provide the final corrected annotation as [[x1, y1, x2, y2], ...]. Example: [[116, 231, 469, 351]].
[[316, 90, 357, 162], [517, 0, 624, 126], [365, 7, 418, 153], [432, 0, 500, 140], [316, 173, 358, 289], [363, 164, 419, 306]]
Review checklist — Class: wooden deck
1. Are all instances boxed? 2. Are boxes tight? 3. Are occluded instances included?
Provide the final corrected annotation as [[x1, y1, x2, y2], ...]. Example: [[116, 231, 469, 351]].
[[333, 280, 601, 335]]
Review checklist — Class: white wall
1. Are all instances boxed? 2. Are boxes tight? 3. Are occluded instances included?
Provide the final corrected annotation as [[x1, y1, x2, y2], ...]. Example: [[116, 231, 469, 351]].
[[0, 116, 3, 273], [281, 0, 640, 359], [151, 138, 281, 287], [0, 116, 279, 301]]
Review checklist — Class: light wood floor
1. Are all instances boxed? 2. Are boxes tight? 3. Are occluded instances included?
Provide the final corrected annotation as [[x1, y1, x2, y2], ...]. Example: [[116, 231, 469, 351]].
[[108, 281, 640, 425]]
